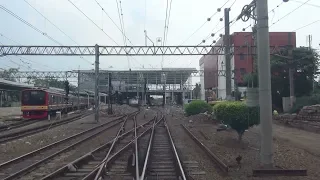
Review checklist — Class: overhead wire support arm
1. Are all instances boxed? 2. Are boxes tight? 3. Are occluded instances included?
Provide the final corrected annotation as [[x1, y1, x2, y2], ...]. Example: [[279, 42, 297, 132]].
[[0, 45, 285, 56]]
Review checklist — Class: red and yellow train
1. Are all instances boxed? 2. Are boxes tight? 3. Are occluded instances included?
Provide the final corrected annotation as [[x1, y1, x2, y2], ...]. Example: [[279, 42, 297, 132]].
[[21, 88, 94, 119]]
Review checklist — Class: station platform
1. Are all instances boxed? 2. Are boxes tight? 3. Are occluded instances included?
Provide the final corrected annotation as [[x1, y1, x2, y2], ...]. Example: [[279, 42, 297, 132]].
[[0, 107, 21, 120]]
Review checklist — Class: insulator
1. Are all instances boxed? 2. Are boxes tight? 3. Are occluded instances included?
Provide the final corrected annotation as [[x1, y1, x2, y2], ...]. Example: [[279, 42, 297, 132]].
[[211, 33, 215, 37]]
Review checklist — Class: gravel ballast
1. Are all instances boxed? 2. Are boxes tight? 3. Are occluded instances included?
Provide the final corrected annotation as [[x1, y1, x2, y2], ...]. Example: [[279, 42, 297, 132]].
[[18, 108, 156, 179], [0, 106, 137, 164], [167, 106, 320, 180]]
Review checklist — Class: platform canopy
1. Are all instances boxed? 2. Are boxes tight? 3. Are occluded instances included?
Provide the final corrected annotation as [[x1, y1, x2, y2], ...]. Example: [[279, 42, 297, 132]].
[[78, 68, 197, 85], [0, 78, 34, 91]]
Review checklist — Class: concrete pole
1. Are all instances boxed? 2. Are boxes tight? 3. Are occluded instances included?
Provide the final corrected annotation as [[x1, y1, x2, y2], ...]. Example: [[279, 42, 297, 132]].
[[77, 69, 80, 110], [224, 8, 232, 100], [108, 73, 112, 114], [94, 44, 100, 122], [256, 0, 273, 167]]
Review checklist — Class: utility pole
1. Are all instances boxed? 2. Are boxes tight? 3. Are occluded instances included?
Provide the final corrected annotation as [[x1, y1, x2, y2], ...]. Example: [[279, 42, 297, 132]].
[[94, 44, 100, 122], [256, 0, 273, 167], [108, 72, 113, 114], [308, 35, 315, 92], [144, 30, 148, 46], [288, 33, 295, 108], [77, 68, 80, 110], [144, 77, 147, 106], [224, 8, 232, 100], [237, 0, 274, 167]]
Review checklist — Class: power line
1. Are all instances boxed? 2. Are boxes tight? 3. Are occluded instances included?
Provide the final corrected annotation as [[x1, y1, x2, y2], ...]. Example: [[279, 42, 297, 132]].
[[270, 0, 311, 27], [165, 0, 173, 46], [144, 0, 147, 31], [291, 0, 320, 8], [94, 0, 134, 46], [0, 33, 63, 71], [179, 0, 231, 45], [115, 0, 132, 69], [0, 41, 35, 70], [0, 5, 62, 45], [292, 19, 320, 31], [67, 0, 119, 45], [23, 0, 92, 65]]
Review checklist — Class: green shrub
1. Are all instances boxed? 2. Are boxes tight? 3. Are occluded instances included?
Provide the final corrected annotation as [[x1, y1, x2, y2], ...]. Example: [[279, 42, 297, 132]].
[[184, 100, 212, 116], [214, 101, 260, 140], [290, 94, 320, 113]]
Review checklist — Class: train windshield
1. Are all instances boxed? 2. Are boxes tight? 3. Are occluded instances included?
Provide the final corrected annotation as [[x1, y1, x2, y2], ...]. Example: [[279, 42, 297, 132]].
[[22, 90, 46, 105]]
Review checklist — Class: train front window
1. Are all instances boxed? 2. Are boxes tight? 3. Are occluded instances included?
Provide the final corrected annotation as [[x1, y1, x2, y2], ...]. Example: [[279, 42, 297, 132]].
[[22, 91, 46, 105]]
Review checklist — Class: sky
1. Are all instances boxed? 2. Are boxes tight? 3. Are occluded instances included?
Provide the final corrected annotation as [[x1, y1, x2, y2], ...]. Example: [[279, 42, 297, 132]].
[[0, 0, 320, 73]]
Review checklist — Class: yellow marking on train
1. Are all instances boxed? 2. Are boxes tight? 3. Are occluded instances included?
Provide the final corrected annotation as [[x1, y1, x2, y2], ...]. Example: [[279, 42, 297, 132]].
[[21, 106, 48, 110]]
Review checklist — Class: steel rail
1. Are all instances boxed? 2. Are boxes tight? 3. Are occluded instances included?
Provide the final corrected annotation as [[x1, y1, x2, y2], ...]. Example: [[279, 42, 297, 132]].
[[134, 113, 140, 180], [165, 119, 187, 180], [0, 118, 42, 133], [0, 114, 127, 169], [1, 114, 135, 180], [40, 117, 156, 180], [82, 116, 162, 180], [92, 112, 138, 180], [0, 112, 92, 144], [181, 124, 229, 173], [139, 117, 157, 179]]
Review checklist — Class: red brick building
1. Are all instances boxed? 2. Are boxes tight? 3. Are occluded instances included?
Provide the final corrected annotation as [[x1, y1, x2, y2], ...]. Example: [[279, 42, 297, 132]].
[[199, 32, 296, 100]]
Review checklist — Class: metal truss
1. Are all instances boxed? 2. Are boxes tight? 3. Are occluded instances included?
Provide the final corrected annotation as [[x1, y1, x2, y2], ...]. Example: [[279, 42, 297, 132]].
[[0, 70, 236, 79], [0, 45, 287, 56]]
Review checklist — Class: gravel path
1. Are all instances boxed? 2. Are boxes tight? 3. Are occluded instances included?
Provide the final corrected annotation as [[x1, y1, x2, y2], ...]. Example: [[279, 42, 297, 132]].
[[252, 123, 320, 157], [18, 107, 157, 180], [167, 106, 320, 180]]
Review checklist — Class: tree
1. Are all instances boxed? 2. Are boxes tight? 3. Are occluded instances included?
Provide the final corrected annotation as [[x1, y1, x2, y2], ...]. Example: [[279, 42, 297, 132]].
[[214, 101, 260, 141], [0, 68, 19, 81], [242, 47, 319, 111], [271, 47, 319, 109], [25, 76, 77, 92], [193, 83, 201, 99]]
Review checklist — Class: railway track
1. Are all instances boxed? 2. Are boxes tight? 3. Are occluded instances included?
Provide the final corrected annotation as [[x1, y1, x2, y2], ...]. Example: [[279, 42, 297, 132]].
[[0, 118, 41, 133], [140, 118, 187, 180], [40, 113, 156, 180], [0, 112, 139, 180], [0, 111, 93, 144]]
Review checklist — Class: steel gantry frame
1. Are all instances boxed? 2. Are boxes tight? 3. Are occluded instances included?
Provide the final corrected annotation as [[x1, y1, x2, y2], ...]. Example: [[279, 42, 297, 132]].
[[0, 44, 287, 122], [0, 45, 286, 56]]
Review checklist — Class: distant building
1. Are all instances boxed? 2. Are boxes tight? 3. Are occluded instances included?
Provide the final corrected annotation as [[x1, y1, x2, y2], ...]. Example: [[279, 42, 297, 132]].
[[199, 32, 296, 100]]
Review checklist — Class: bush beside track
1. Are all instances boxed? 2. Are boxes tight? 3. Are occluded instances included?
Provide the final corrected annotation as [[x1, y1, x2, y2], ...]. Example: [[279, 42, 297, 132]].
[[184, 100, 212, 116], [213, 101, 260, 140]]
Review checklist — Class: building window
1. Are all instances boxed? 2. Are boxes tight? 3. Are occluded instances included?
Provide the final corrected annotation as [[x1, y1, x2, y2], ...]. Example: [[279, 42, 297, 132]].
[[240, 53, 245, 60], [240, 68, 246, 75]]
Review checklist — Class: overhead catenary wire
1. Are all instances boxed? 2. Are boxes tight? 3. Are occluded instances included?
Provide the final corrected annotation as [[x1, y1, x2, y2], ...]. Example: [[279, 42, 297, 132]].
[[94, 0, 147, 69], [161, 0, 173, 68], [118, 0, 131, 69], [179, 0, 231, 45], [0, 5, 62, 46], [270, 0, 311, 27], [23, 0, 92, 65], [292, 19, 320, 31], [0, 33, 73, 71], [291, 0, 320, 8], [67, 0, 119, 45]]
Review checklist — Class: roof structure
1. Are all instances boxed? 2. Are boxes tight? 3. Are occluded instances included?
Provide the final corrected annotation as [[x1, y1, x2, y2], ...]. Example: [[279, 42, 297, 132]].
[[79, 68, 197, 85], [0, 78, 34, 91]]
